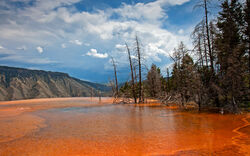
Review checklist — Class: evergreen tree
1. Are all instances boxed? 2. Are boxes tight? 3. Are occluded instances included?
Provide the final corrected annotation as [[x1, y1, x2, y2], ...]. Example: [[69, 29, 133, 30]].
[[215, 0, 246, 112], [146, 64, 162, 98], [244, 0, 250, 87]]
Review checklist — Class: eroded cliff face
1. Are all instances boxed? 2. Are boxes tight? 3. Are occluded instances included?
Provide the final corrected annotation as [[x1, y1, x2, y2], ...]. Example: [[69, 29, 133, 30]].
[[0, 66, 110, 101]]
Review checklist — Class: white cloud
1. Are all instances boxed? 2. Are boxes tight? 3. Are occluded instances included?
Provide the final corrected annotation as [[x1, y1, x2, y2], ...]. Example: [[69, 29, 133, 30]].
[[86, 49, 108, 58], [61, 43, 66, 48], [0, 0, 193, 71], [36, 46, 43, 53], [160, 0, 190, 5], [70, 40, 82, 45], [29, 0, 81, 12], [115, 44, 127, 52], [115, 44, 126, 49], [0, 54, 56, 64], [0, 45, 5, 49], [16, 45, 27, 50], [114, 2, 164, 23], [113, 0, 189, 23], [178, 29, 184, 34], [84, 43, 90, 46]]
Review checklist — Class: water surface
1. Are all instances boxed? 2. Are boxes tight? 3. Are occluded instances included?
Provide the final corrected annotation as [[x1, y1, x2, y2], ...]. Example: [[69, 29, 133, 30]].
[[0, 98, 249, 155]]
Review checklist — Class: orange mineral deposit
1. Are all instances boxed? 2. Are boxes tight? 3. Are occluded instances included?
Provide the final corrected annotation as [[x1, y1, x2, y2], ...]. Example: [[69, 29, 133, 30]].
[[0, 97, 249, 156]]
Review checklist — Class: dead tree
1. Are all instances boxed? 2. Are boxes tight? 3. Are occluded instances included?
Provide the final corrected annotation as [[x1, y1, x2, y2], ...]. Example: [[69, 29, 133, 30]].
[[166, 68, 170, 93], [126, 43, 137, 103], [111, 57, 119, 98], [204, 0, 214, 73], [195, 0, 214, 72], [136, 36, 143, 103], [192, 21, 205, 67]]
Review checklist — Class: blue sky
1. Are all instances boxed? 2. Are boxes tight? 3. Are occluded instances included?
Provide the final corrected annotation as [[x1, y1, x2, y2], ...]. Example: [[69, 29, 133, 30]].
[[0, 0, 220, 83]]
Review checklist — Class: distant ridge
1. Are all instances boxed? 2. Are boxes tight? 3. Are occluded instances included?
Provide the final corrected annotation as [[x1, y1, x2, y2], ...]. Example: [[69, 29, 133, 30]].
[[0, 66, 111, 101]]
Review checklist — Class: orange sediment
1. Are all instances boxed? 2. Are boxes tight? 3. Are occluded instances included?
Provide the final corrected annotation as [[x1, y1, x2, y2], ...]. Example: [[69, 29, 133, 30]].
[[232, 114, 250, 155], [0, 97, 249, 156], [0, 97, 113, 145], [0, 114, 46, 143]]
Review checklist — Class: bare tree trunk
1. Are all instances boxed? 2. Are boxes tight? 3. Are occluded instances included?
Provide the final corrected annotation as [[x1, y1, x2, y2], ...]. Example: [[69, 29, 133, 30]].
[[181, 93, 185, 107], [142, 84, 145, 103], [111, 57, 119, 98], [209, 22, 215, 57], [198, 34, 204, 67], [204, 0, 214, 73], [198, 93, 202, 111], [136, 36, 142, 103], [166, 68, 170, 93], [126, 43, 137, 103], [134, 65, 137, 83], [202, 23, 208, 66], [232, 96, 239, 113], [98, 89, 101, 102]]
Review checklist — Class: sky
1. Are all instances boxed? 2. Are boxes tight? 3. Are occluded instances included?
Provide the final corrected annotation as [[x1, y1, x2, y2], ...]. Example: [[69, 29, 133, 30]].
[[0, 0, 220, 83]]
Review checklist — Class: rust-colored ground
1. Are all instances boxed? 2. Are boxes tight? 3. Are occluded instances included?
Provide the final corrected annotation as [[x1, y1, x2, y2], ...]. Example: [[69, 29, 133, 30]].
[[0, 97, 249, 156]]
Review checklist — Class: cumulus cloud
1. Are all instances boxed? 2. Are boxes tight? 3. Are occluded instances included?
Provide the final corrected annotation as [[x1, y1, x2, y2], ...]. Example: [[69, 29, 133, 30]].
[[0, 0, 192, 70], [0, 45, 5, 49], [113, 0, 189, 22], [115, 44, 126, 52], [0, 55, 56, 64], [161, 0, 190, 5], [115, 44, 126, 49], [70, 40, 82, 45], [84, 43, 90, 46], [178, 29, 184, 34], [16, 45, 27, 50], [61, 43, 66, 48], [0, 48, 56, 64], [86, 49, 108, 58], [36, 46, 43, 53]]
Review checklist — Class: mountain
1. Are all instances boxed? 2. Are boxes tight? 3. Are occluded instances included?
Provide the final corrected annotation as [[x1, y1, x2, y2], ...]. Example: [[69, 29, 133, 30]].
[[0, 66, 111, 101]]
